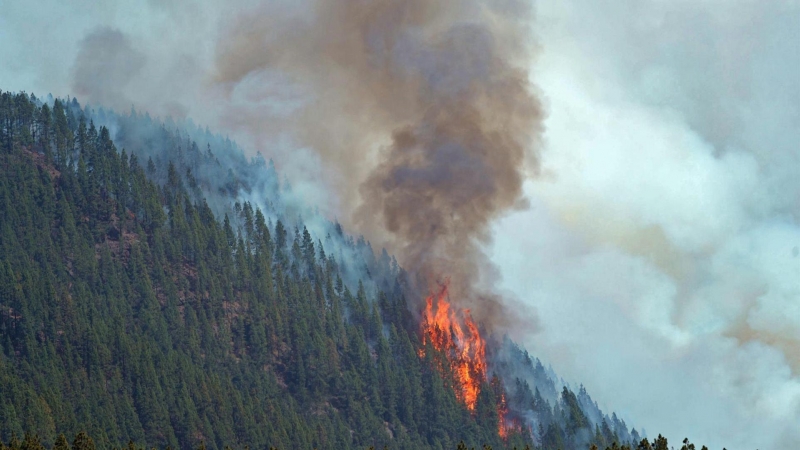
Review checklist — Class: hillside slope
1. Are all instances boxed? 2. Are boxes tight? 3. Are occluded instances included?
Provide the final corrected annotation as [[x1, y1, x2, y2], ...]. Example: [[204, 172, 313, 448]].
[[0, 90, 642, 450]]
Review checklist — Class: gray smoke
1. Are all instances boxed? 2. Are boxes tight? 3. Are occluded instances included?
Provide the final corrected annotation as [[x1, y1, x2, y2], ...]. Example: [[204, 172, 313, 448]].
[[71, 27, 145, 111], [213, 0, 543, 327], [9, 1, 800, 448]]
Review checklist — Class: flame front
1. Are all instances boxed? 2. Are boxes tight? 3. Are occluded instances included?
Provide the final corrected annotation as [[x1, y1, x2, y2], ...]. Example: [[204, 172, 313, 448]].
[[421, 283, 486, 410], [420, 282, 517, 439]]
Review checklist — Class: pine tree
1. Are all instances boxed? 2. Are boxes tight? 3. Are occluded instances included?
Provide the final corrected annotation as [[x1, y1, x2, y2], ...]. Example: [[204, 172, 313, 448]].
[[71, 432, 95, 450]]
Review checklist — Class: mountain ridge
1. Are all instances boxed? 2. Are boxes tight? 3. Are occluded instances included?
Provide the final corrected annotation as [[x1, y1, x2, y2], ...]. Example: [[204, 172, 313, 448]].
[[0, 89, 648, 450]]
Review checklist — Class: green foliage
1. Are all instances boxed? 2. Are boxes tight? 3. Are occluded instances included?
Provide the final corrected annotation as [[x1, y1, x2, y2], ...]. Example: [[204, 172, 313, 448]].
[[0, 91, 523, 450], [0, 91, 718, 450]]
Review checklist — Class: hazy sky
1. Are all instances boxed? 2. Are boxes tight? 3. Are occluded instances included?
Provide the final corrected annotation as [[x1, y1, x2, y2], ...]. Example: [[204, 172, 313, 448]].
[[2, 1, 799, 448], [494, 1, 800, 448]]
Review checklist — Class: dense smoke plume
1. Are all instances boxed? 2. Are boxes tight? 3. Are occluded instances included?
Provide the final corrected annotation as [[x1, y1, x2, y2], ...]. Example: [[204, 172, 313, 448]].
[[214, 0, 543, 324], [13, 0, 800, 447]]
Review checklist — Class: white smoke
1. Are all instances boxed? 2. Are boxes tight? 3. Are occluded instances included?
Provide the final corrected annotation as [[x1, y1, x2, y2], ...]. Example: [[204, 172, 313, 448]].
[[2, 0, 800, 448], [493, 1, 800, 448]]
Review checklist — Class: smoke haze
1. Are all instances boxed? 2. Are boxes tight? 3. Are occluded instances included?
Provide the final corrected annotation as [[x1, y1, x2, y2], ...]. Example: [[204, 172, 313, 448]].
[[493, 1, 800, 449], [71, 27, 146, 110], [2, 0, 800, 448], [212, 0, 543, 325]]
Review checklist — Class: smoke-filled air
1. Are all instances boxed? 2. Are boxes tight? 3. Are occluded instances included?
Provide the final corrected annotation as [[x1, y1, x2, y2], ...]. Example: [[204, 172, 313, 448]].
[[2, 0, 800, 449], [214, 0, 542, 327]]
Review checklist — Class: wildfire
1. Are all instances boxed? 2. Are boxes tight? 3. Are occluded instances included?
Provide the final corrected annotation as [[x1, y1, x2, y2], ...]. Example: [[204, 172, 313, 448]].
[[498, 391, 510, 438], [496, 389, 524, 439], [420, 282, 519, 439], [420, 283, 487, 410]]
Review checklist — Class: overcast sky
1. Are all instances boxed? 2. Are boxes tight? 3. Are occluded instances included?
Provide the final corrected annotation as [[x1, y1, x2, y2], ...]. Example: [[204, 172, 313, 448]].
[[2, 1, 799, 448]]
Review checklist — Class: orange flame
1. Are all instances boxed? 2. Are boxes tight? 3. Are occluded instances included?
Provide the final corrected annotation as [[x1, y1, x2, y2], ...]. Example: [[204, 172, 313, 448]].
[[420, 283, 487, 410], [498, 390, 510, 438], [420, 282, 519, 439], [496, 389, 523, 439]]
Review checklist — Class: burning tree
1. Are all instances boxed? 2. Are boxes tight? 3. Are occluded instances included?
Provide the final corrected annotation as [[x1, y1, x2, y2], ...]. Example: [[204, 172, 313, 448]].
[[419, 282, 516, 438]]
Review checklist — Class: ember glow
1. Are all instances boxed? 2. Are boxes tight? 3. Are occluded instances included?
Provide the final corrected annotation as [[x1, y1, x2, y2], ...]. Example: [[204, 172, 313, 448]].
[[420, 282, 512, 437], [497, 390, 510, 439]]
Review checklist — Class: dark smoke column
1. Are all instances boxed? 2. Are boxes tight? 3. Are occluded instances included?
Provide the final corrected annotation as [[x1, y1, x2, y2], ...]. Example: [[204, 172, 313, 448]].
[[352, 0, 544, 328], [215, 0, 543, 327]]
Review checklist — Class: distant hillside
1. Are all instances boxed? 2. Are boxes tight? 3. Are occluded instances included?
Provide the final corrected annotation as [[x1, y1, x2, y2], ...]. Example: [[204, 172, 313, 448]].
[[0, 90, 647, 450]]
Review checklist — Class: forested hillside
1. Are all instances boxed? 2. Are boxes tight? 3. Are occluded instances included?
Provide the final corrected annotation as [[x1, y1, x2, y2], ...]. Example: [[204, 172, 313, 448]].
[[0, 90, 648, 450]]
